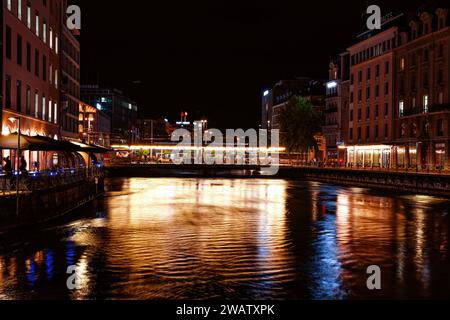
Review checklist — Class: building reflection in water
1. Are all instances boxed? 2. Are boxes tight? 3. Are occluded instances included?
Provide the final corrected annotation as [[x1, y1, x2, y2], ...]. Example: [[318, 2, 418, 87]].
[[0, 178, 448, 299]]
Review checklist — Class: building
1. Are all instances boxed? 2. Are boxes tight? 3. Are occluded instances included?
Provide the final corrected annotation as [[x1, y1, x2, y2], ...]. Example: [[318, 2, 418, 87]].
[[81, 85, 138, 145], [60, 0, 80, 141], [344, 15, 404, 168], [324, 53, 350, 164], [78, 101, 111, 147], [261, 78, 326, 162], [394, 6, 450, 170], [2, 0, 63, 169], [136, 118, 171, 143], [262, 78, 325, 130]]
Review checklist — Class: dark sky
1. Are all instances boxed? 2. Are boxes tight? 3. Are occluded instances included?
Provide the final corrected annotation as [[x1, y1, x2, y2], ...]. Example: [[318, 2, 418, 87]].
[[73, 0, 427, 129]]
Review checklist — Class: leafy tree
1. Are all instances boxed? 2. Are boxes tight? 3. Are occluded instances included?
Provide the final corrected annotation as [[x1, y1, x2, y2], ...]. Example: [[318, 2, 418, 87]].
[[277, 96, 322, 154]]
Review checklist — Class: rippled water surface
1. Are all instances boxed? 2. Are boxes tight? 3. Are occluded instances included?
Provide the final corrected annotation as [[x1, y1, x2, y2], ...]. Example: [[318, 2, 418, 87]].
[[0, 178, 449, 300]]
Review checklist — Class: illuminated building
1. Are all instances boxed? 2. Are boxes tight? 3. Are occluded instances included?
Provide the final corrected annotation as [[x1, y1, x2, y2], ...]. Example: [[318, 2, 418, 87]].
[[81, 85, 138, 145], [1, 0, 62, 169], [394, 6, 450, 170], [343, 14, 403, 168], [78, 101, 111, 147], [324, 53, 350, 164], [60, 0, 80, 140]]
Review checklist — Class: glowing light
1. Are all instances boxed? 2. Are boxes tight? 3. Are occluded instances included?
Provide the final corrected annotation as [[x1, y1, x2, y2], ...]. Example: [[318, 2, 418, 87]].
[[111, 144, 286, 153], [263, 90, 270, 97], [327, 81, 337, 89]]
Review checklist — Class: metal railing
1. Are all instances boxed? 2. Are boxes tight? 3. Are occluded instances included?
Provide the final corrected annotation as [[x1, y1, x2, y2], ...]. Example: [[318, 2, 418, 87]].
[[0, 166, 104, 195]]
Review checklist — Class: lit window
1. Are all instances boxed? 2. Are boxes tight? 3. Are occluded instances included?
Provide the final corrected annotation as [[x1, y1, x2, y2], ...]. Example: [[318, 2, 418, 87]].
[[35, 12, 40, 37], [55, 35, 58, 54], [27, 5, 31, 28], [18, 0, 22, 20], [42, 96, 46, 120], [400, 57, 405, 71], [399, 101, 404, 117], [49, 29, 53, 49], [55, 69, 58, 88], [43, 21, 47, 43], [54, 103, 58, 124], [49, 100, 52, 122], [35, 92, 39, 118], [423, 95, 429, 113], [7, 0, 11, 11]]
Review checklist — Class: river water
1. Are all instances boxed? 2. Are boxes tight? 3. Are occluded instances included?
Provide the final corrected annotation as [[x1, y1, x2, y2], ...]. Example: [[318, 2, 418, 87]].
[[0, 178, 449, 300]]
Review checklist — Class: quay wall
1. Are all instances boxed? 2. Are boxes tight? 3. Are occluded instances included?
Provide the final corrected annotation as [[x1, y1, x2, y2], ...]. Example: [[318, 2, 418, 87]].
[[0, 178, 104, 231]]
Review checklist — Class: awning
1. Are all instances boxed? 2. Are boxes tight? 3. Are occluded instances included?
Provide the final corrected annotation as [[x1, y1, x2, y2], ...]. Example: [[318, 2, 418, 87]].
[[0, 134, 110, 153]]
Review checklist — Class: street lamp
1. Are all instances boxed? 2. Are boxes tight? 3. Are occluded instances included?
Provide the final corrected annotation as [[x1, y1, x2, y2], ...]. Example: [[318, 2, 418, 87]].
[[8, 117, 21, 217]]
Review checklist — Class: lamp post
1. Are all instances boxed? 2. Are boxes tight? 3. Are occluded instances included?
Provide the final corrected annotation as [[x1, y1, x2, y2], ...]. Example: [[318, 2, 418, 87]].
[[9, 117, 21, 217]]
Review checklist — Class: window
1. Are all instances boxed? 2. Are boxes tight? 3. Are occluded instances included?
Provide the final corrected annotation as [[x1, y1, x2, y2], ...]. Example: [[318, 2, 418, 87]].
[[49, 100, 52, 122], [5, 76, 12, 109], [400, 57, 405, 71], [375, 85, 379, 97], [35, 91, 39, 118], [375, 105, 379, 118], [357, 127, 362, 140], [385, 61, 390, 74], [16, 80, 22, 112], [49, 64, 53, 84], [26, 86, 31, 115], [35, 11, 40, 37], [366, 107, 370, 120], [384, 82, 389, 95], [18, 0, 22, 20], [27, 3, 31, 28], [423, 49, 429, 62], [366, 87, 371, 100], [367, 68, 371, 80], [375, 65, 380, 77], [423, 72, 429, 87], [358, 108, 362, 120], [26, 42, 31, 72], [375, 125, 379, 139], [384, 124, 389, 138], [35, 49, 39, 76], [42, 96, 46, 121], [55, 35, 59, 54], [50, 28, 53, 49], [55, 69, 58, 88], [358, 70, 362, 82], [399, 101, 404, 117], [358, 89, 362, 102], [350, 110, 354, 122], [423, 95, 429, 113], [43, 56, 47, 81], [384, 103, 389, 116], [54, 103, 58, 124], [349, 128, 353, 141], [437, 119, 444, 136], [439, 92, 444, 104], [366, 126, 370, 140], [43, 21, 47, 43], [6, 26, 12, 60], [17, 34, 23, 66]]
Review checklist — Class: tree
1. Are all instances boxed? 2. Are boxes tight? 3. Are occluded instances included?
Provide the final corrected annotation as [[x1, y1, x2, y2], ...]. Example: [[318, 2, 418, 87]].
[[277, 96, 322, 154]]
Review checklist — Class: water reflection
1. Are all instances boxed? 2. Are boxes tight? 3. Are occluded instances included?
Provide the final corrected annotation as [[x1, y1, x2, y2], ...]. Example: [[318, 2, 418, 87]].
[[0, 178, 449, 300]]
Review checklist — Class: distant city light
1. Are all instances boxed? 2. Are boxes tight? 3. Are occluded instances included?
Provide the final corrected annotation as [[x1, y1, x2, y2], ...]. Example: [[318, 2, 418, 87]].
[[327, 81, 337, 89], [96, 103, 102, 110], [263, 90, 270, 97]]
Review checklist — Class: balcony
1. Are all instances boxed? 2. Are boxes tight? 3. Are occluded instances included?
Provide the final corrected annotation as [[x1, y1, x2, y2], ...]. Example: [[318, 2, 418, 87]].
[[402, 103, 450, 117]]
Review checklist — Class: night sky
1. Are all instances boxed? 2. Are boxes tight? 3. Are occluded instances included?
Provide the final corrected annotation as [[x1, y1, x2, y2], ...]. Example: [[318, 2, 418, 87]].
[[74, 0, 427, 130]]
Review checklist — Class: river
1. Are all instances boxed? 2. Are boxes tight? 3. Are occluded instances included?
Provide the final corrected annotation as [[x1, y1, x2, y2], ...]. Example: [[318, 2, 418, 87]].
[[0, 177, 449, 300]]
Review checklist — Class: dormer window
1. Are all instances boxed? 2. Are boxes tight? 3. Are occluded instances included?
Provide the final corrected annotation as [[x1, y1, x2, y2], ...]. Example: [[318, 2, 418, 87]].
[[419, 12, 433, 35], [436, 8, 448, 29]]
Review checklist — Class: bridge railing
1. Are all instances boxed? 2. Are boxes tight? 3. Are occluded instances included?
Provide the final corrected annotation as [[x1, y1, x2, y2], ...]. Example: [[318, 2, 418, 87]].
[[0, 166, 104, 195]]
